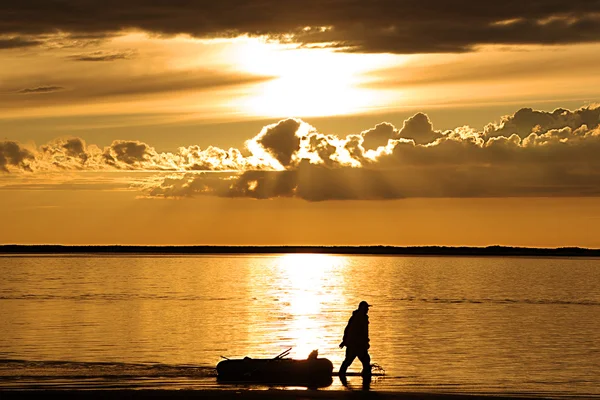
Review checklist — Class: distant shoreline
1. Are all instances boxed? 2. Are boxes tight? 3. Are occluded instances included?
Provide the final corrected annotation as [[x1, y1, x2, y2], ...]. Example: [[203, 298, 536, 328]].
[[1, 244, 599, 257]]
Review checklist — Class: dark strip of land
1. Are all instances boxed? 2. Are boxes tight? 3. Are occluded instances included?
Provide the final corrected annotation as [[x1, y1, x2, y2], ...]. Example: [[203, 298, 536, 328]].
[[1, 245, 599, 257]]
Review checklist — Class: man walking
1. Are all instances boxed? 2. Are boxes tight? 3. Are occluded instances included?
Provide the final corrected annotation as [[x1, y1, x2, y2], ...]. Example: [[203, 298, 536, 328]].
[[339, 300, 372, 377]]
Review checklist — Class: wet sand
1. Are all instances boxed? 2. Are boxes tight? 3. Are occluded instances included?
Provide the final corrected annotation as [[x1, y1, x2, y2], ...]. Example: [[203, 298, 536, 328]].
[[0, 390, 549, 400]]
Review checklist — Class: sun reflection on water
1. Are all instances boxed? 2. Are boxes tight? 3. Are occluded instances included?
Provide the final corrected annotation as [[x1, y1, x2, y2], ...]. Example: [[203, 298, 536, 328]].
[[278, 254, 344, 358], [247, 254, 348, 361]]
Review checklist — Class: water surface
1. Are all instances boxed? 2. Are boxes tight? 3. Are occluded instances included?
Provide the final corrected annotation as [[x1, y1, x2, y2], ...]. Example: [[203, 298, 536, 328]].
[[1, 254, 599, 397]]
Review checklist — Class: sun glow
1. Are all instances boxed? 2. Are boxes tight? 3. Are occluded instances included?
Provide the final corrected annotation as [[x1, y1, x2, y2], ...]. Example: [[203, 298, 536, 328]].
[[233, 40, 395, 118]]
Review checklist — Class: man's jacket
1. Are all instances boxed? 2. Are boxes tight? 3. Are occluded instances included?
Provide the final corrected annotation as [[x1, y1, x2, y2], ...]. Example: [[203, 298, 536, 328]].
[[342, 310, 370, 350]]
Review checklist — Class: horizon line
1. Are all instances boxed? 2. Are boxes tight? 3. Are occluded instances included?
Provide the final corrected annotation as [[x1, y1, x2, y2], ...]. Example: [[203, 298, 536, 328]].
[[1, 244, 599, 257]]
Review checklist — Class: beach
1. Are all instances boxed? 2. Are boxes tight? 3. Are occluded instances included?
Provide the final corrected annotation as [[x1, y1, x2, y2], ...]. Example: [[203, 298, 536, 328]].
[[0, 390, 547, 400]]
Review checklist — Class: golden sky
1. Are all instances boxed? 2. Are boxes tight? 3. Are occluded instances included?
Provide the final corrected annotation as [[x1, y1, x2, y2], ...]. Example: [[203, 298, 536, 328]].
[[1, 1, 600, 246]]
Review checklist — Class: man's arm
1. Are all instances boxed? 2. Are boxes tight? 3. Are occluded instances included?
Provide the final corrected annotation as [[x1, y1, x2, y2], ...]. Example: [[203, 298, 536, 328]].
[[339, 316, 353, 348]]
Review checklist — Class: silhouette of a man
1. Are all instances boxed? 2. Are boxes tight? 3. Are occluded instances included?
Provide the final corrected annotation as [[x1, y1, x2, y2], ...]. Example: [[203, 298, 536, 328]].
[[339, 300, 371, 376]]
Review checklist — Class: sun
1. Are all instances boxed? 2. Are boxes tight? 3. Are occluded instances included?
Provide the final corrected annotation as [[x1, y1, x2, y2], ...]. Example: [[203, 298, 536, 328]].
[[232, 39, 395, 118]]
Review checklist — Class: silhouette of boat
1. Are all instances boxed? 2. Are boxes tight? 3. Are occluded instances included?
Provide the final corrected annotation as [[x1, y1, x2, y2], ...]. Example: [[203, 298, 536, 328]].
[[216, 348, 334, 386]]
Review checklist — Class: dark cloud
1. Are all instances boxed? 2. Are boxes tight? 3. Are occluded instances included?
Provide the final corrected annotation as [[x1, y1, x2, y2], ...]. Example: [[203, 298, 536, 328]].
[[366, 55, 599, 89], [147, 141, 600, 200], [0, 36, 41, 49], [361, 122, 397, 150], [39, 137, 90, 169], [398, 113, 443, 145], [92, 70, 270, 98], [178, 146, 246, 171], [68, 50, 134, 62], [3, 70, 272, 110], [0, 141, 34, 172], [2, 1, 600, 54], [103, 140, 156, 168], [4, 104, 600, 199], [376, 125, 600, 171], [225, 165, 403, 201], [305, 133, 341, 167], [344, 134, 368, 165], [145, 166, 406, 201], [485, 106, 600, 138], [145, 105, 600, 200], [62, 138, 88, 160], [254, 118, 303, 168], [17, 86, 64, 94], [360, 113, 442, 150], [41, 32, 112, 49], [145, 173, 234, 198]]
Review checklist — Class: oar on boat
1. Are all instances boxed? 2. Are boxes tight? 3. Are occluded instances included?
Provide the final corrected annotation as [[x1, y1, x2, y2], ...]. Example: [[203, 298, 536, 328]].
[[274, 348, 292, 359]]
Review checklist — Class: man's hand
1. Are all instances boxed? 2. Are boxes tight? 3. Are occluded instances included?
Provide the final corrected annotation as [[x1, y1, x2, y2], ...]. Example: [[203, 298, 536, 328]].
[[339, 342, 345, 349]]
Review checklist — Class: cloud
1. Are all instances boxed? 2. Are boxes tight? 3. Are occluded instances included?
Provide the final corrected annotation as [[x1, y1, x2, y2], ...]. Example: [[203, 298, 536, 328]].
[[5, 70, 272, 110], [176, 146, 247, 171], [103, 140, 159, 169], [484, 106, 600, 139], [366, 53, 600, 89], [17, 86, 64, 94], [40, 32, 112, 49], [245, 118, 364, 169], [0, 36, 41, 49], [0, 141, 35, 172], [68, 50, 135, 62], [91, 70, 271, 98], [2, 1, 600, 54], [0, 171, 148, 192], [145, 125, 600, 200], [248, 118, 305, 168], [143, 104, 600, 200], [230, 164, 407, 201], [4, 104, 600, 199], [360, 123, 397, 150], [38, 137, 94, 170], [360, 114, 442, 149], [398, 113, 443, 145], [144, 172, 238, 198], [62, 138, 88, 160]]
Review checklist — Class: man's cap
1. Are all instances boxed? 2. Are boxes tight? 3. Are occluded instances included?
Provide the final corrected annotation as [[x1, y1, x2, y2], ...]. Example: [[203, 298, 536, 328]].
[[359, 300, 372, 309]]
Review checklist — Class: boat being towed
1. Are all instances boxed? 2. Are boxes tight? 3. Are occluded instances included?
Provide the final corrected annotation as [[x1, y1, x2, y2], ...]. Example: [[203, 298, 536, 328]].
[[216, 348, 334, 386]]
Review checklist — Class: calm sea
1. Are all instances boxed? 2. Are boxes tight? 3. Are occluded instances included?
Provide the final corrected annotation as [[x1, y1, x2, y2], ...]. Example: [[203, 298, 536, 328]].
[[1, 254, 599, 398]]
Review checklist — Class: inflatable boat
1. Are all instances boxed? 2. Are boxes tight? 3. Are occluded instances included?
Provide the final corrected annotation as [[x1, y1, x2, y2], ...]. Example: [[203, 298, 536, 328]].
[[216, 349, 334, 386]]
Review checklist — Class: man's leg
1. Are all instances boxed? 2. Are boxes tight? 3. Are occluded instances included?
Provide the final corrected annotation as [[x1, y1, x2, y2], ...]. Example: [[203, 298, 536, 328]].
[[339, 348, 357, 376], [357, 350, 371, 376], [339, 374, 349, 387]]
